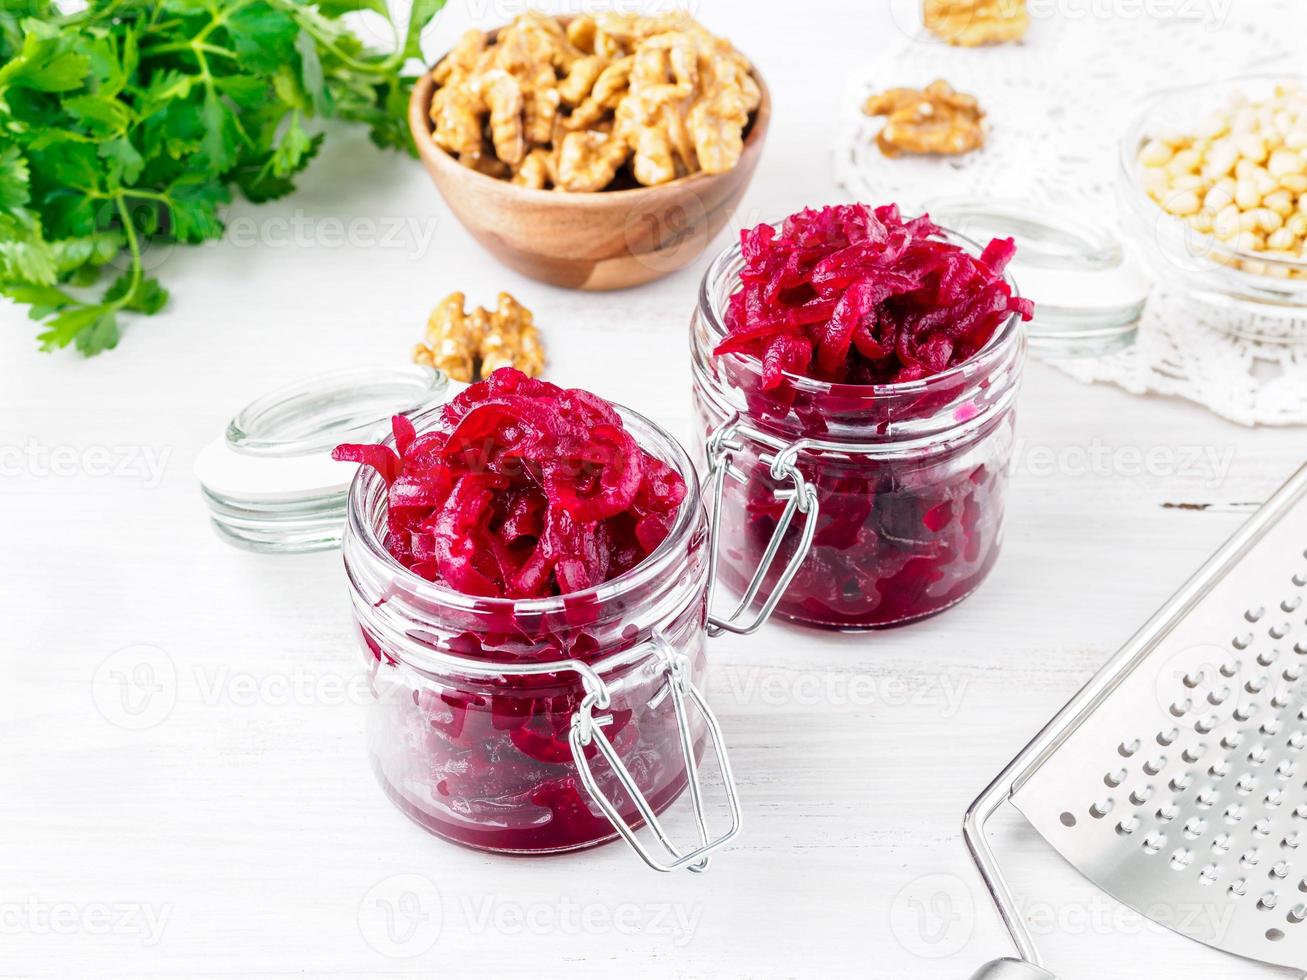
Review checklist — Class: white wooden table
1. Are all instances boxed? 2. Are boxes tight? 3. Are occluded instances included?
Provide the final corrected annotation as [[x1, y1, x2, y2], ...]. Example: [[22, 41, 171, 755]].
[[3, 2, 1305, 977]]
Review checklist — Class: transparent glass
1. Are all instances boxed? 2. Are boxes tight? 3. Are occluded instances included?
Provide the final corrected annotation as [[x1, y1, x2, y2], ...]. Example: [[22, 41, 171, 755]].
[[1118, 74, 1307, 344], [923, 195, 1146, 357], [691, 227, 1026, 631], [342, 405, 712, 854], [198, 365, 450, 554]]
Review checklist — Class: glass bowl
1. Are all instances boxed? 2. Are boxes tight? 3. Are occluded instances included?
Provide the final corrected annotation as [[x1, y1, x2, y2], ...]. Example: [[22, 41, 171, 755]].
[[1117, 74, 1307, 344]]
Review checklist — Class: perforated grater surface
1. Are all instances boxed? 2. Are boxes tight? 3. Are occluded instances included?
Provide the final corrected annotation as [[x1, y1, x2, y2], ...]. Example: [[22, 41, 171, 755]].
[[966, 462, 1307, 979]]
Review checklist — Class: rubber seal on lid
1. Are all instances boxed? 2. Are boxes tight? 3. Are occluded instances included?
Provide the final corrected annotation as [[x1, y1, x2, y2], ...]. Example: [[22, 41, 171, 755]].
[[922, 196, 1151, 357], [194, 365, 456, 554]]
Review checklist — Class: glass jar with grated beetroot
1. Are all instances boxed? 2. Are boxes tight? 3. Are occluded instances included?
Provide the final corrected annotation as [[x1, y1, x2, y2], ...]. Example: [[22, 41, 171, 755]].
[[337, 369, 739, 868], [692, 204, 1032, 632]]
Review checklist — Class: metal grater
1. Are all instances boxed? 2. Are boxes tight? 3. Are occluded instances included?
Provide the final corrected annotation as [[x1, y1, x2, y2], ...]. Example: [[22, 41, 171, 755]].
[[966, 462, 1307, 979]]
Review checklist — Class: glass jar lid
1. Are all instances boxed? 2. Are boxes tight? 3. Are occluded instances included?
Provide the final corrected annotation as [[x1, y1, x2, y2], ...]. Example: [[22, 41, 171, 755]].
[[922, 196, 1151, 357], [194, 364, 454, 553]]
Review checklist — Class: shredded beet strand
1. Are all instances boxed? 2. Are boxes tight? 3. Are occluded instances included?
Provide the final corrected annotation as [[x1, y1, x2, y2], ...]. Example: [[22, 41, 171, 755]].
[[713, 203, 1034, 388], [333, 368, 685, 598]]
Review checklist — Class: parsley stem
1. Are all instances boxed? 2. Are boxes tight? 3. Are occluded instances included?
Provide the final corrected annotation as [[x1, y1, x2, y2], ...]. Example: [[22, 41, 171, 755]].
[[112, 192, 143, 309], [195, 0, 258, 43], [289, 11, 400, 76], [140, 41, 237, 60], [194, 47, 255, 149], [119, 189, 171, 203]]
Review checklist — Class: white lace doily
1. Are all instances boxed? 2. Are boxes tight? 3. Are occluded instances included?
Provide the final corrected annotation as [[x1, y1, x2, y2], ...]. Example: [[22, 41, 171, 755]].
[[1052, 290, 1307, 427], [834, 0, 1307, 427]]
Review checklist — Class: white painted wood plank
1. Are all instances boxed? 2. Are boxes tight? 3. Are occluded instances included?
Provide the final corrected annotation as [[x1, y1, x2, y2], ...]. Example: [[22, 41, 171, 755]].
[[1, 2, 1303, 977]]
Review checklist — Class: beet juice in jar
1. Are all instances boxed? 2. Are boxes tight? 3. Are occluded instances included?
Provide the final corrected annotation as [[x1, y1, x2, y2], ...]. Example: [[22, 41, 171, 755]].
[[691, 203, 1031, 631], [338, 369, 739, 869]]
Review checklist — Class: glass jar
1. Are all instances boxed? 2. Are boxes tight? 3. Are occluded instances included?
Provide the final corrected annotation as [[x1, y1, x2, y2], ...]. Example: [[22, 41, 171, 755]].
[[691, 226, 1027, 631], [342, 403, 741, 871]]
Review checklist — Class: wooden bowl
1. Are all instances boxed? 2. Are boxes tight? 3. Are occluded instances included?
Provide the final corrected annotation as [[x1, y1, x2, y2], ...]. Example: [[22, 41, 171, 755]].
[[408, 58, 770, 291]]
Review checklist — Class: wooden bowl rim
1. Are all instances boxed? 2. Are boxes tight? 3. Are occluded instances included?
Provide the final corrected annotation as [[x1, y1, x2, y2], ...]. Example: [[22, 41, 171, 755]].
[[407, 33, 771, 208]]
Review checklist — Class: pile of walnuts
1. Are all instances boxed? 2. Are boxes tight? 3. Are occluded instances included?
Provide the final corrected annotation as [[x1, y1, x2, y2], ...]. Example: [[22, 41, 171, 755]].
[[428, 12, 761, 191]]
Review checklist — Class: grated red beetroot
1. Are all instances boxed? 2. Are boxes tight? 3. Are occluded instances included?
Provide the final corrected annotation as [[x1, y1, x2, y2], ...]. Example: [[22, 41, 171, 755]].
[[340, 369, 707, 853], [333, 367, 686, 599], [713, 203, 1033, 388], [695, 201, 1030, 630]]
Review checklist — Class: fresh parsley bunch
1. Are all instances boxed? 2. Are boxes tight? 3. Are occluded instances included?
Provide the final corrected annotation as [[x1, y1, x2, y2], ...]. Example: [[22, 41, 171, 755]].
[[0, 0, 445, 355]]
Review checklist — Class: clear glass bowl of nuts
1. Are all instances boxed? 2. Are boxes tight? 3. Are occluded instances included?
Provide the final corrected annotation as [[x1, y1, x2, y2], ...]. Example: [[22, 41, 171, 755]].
[[1118, 75, 1307, 343]]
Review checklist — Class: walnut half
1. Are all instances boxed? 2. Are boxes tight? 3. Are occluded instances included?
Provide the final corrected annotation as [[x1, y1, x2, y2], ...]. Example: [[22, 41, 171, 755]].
[[923, 0, 1029, 46], [863, 79, 986, 158]]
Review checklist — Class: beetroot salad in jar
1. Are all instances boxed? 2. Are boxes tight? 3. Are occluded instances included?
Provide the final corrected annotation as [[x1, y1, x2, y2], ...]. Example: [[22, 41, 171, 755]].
[[691, 203, 1033, 631], [337, 368, 740, 870]]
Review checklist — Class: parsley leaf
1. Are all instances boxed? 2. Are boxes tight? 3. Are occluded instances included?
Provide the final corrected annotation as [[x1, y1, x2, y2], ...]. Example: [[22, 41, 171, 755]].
[[226, 3, 298, 75], [0, 144, 31, 213]]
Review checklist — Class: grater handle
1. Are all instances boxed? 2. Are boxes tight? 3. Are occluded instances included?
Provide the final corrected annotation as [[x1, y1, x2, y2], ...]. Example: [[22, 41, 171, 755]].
[[968, 958, 1056, 980]]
